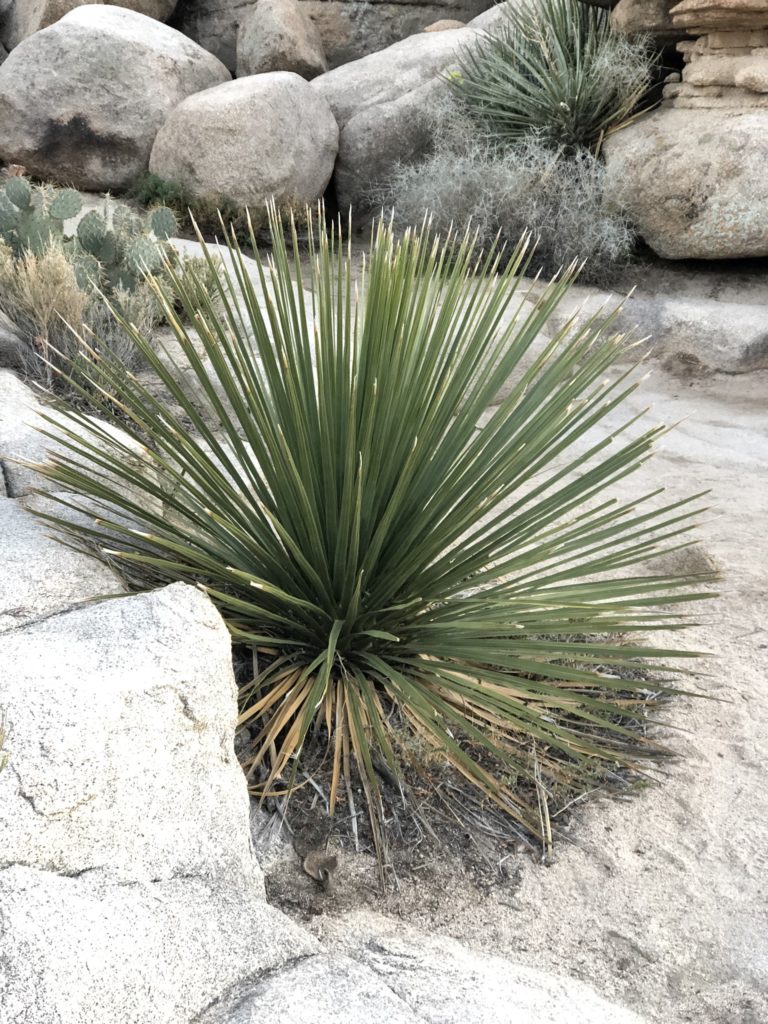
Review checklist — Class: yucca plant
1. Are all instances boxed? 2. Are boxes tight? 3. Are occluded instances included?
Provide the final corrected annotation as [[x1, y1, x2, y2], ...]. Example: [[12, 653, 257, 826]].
[[450, 0, 654, 154], [32, 206, 712, 865]]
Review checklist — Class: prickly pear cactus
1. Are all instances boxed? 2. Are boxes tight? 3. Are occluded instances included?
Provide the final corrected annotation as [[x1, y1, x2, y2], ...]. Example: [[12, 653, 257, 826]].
[[76, 210, 108, 256], [0, 175, 83, 256], [1, 175, 179, 308], [70, 198, 177, 295], [149, 206, 177, 241]]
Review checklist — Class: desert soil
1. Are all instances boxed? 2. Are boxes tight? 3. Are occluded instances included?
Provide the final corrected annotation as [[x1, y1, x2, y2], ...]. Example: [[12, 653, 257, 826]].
[[266, 365, 768, 1024]]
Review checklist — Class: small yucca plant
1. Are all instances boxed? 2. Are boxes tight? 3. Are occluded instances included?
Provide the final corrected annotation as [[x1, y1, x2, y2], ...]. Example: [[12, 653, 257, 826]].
[[450, 0, 654, 154], [33, 207, 711, 862]]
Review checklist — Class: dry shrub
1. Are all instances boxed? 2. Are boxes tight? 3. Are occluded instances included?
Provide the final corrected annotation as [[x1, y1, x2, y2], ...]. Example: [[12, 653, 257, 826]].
[[0, 241, 158, 400], [374, 101, 636, 286]]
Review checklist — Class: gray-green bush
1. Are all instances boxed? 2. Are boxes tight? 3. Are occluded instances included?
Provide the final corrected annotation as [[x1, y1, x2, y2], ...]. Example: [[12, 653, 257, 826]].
[[375, 107, 636, 285]]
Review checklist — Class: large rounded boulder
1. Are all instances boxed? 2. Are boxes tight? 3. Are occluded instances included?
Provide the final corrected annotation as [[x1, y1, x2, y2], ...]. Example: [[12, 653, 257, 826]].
[[236, 0, 327, 79], [0, 6, 229, 190], [149, 73, 338, 207], [604, 108, 768, 259]]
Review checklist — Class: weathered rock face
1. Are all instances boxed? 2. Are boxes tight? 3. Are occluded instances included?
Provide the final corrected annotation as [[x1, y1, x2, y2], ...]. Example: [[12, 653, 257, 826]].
[[119, 0, 178, 18], [0, 496, 124, 633], [530, 270, 768, 372], [605, 0, 768, 258], [0, 368, 161, 513], [0, 6, 229, 191], [0, 867, 315, 1024], [0, 581, 318, 1024], [605, 108, 768, 258], [301, 0, 492, 67], [0, 583, 255, 882], [149, 73, 338, 207], [171, 0, 495, 71], [610, 0, 685, 43], [0, 0, 178, 50], [236, 0, 327, 78], [197, 917, 651, 1024]]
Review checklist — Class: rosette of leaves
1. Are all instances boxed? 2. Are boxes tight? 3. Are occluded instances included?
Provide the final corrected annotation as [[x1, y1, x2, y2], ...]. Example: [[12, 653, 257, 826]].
[[450, 0, 654, 154], [32, 206, 713, 866], [0, 176, 82, 255]]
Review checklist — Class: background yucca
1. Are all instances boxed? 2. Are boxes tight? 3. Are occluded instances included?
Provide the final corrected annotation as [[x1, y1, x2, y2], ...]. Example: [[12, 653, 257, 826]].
[[449, 0, 654, 154], [33, 207, 711, 864]]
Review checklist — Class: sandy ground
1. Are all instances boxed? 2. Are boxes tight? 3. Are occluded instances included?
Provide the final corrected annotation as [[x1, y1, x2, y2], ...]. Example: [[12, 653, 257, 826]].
[[278, 366, 768, 1024]]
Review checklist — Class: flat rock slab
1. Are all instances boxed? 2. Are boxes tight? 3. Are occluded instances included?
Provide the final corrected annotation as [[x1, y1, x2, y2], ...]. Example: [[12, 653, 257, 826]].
[[0, 584, 253, 884], [529, 279, 768, 373], [0, 368, 163, 513], [197, 922, 650, 1024], [0, 865, 316, 1024], [0, 496, 123, 633]]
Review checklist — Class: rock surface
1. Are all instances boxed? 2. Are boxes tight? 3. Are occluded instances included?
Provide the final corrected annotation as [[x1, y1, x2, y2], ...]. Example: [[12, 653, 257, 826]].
[[0, 866, 315, 1024], [172, 0, 495, 71], [424, 17, 466, 29], [0, 582, 319, 1024], [610, 0, 684, 42], [0, 496, 123, 633], [0, 583, 252, 881], [0, 368, 159, 507], [529, 272, 768, 372], [604, 108, 768, 258], [606, 0, 768, 259], [236, 0, 327, 78], [150, 72, 338, 206], [197, 920, 650, 1024], [0, 6, 229, 190], [0, 1, 178, 50], [311, 12, 504, 211]]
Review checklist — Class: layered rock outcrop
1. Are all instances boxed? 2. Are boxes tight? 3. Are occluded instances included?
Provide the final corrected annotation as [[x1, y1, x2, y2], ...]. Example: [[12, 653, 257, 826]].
[[605, 0, 768, 259], [666, 0, 768, 103]]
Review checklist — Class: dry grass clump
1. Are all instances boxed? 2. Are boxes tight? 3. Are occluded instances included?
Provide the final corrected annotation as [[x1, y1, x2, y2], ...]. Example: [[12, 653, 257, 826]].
[[0, 240, 157, 398]]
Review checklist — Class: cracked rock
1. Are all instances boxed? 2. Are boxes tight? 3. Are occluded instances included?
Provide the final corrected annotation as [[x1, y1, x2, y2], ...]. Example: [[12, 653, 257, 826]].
[[0, 496, 123, 634], [0, 584, 253, 885]]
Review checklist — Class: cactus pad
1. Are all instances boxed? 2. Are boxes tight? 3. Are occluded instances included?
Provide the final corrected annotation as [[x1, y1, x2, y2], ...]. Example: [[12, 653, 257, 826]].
[[77, 210, 108, 255], [72, 253, 101, 291], [0, 195, 20, 235], [149, 206, 177, 241], [16, 213, 56, 255], [126, 236, 164, 276], [4, 176, 32, 210], [113, 205, 143, 237], [50, 188, 83, 222]]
